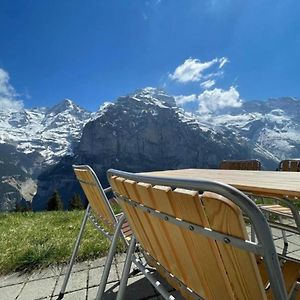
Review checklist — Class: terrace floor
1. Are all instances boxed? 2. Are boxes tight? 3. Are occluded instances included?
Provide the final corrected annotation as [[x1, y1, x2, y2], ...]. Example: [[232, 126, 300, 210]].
[[1, 227, 300, 300]]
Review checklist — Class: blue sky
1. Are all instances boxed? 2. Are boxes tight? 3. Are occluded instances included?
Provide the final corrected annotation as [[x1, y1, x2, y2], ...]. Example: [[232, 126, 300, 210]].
[[0, 0, 300, 112]]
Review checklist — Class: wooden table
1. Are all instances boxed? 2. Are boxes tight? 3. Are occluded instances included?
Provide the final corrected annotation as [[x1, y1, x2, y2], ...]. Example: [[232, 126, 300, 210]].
[[140, 169, 300, 199]]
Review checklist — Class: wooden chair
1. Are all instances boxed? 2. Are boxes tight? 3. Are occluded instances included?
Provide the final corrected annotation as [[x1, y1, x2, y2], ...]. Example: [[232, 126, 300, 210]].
[[279, 160, 300, 172], [258, 159, 300, 255], [105, 169, 300, 300], [57, 165, 131, 300], [219, 159, 300, 255], [220, 159, 261, 170]]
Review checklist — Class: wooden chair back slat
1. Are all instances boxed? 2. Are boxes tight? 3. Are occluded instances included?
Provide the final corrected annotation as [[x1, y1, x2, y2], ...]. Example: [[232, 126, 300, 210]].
[[170, 188, 235, 299], [122, 180, 164, 258], [131, 182, 175, 271], [150, 186, 210, 299], [133, 182, 189, 296], [220, 160, 261, 170], [202, 192, 267, 300], [110, 176, 151, 250], [74, 167, 115, 228]]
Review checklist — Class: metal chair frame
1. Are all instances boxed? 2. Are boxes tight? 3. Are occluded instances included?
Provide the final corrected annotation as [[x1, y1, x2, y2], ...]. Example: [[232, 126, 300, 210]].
[[57, 165, 128, 300], [107, 169, 290, 300], [245, 192, 300, 255]]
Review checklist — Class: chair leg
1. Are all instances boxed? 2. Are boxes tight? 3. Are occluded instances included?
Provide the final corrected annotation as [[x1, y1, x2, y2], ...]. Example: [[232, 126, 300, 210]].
[[251, 223, 256, 242], [116, 236, 136, 300], [279, 216, 289, 256], [95, 215, 126, 300], [289, 281, 300, 300], [57, 205, 91, 300]]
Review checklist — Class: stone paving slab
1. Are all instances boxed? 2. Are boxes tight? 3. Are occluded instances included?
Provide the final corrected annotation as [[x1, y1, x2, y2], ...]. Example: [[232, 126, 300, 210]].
[[0, 284, 24, 300], [18, 277, 57, 300], [2, 230, 300, 300]]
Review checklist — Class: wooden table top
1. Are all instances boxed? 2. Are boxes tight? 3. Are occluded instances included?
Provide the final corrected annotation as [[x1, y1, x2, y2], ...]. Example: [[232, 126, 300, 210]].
[[140, 169, 300, 199]]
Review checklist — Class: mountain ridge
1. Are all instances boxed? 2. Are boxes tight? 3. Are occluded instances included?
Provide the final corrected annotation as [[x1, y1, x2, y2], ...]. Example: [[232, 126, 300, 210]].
[[1, 88, 300, 211], [0, 98, 92, 164], [32, 88, 275, 210]]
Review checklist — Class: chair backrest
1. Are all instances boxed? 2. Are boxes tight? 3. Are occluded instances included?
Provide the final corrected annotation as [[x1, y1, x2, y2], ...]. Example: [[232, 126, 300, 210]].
[[220, 159, 261, 170], [108, 169, 287, 300], [279, 160, 300, 172], [73, 165, 117, 229]]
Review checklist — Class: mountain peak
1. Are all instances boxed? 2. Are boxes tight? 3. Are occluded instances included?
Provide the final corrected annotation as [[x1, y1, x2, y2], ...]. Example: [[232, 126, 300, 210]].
[[47, 98, 86, 115], [128, 87, 176, 108]]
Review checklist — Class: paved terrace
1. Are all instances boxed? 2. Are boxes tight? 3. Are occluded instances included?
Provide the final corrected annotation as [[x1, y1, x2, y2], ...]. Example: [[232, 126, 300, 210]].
[[1, 228, 300, 300]]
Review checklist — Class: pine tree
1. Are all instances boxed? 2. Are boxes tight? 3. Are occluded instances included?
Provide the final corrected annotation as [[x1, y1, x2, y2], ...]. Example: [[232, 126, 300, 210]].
[[47, 190, 63, 211], [69, 193, 84, 210]]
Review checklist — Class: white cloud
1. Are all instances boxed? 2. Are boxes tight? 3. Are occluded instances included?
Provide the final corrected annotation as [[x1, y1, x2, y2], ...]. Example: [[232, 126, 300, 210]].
[[169, 56, 229, 84], [203, 70, 224, 80], [175, 86, 242, 114], [169, 58, 218, 83], [0, 68, 23, 111], [198, 86, 242, 114], [219, 57, 229, 69], [174, 94, 197, 105], [200, 79, 216, 89]]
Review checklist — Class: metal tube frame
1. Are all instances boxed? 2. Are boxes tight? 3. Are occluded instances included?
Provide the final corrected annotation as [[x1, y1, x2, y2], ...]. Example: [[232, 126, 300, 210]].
[[115, 193, 262, 255], [57, 204, 91, 300], [116, 236, 137, 300], [259, 196, 300, 233], [95, 214, 126, 300], [107, 168, 288, 300], [117, 236, 178, 300], [57, 168, 124, 300]]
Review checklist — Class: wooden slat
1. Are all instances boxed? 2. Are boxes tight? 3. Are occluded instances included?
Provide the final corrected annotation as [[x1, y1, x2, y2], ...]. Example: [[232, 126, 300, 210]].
[[171, 188, 235, 299], [74, 168, 115, 227], [150, 186, 208, 299], [260, 204, 292, 217], [76, 169, 112, 224], [282, 161, 290, 171], [122, 180, 163, 260], [110, 176, 150, 251], [135, 184, 199, 299], [290, 161, 299, 172], [121, 221, 132, 238], [134, 182, 174, 271], [202, 191, 267, 300]]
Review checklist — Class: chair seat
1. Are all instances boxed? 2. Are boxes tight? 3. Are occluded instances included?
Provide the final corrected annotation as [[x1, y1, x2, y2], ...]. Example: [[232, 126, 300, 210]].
[[259, 204, 293, 217]]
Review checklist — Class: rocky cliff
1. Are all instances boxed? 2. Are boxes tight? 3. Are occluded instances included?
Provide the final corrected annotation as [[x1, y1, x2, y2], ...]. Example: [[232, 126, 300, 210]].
[[0, 144, 43, 210], [32, 88, 273, 210]]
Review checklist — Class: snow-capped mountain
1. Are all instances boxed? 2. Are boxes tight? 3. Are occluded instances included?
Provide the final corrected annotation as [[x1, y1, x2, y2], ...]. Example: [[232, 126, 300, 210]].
[[33, 87, 272, 210], [2, 87, 300, 211], [0, 99, 92, 164], [199, 97, 300, 162]]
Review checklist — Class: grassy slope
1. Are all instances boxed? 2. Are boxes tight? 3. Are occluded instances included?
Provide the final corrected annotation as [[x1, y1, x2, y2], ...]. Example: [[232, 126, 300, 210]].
[[0, 211, 122, 274]]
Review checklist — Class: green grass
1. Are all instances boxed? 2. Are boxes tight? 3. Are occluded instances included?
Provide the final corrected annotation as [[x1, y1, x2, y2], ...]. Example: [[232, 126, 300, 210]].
[[0, 211, 124, 275]]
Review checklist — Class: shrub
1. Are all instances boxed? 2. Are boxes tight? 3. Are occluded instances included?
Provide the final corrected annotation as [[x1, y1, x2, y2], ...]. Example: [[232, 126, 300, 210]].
[[69, 193, 84, 210], [47, 191, 63, 211]]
